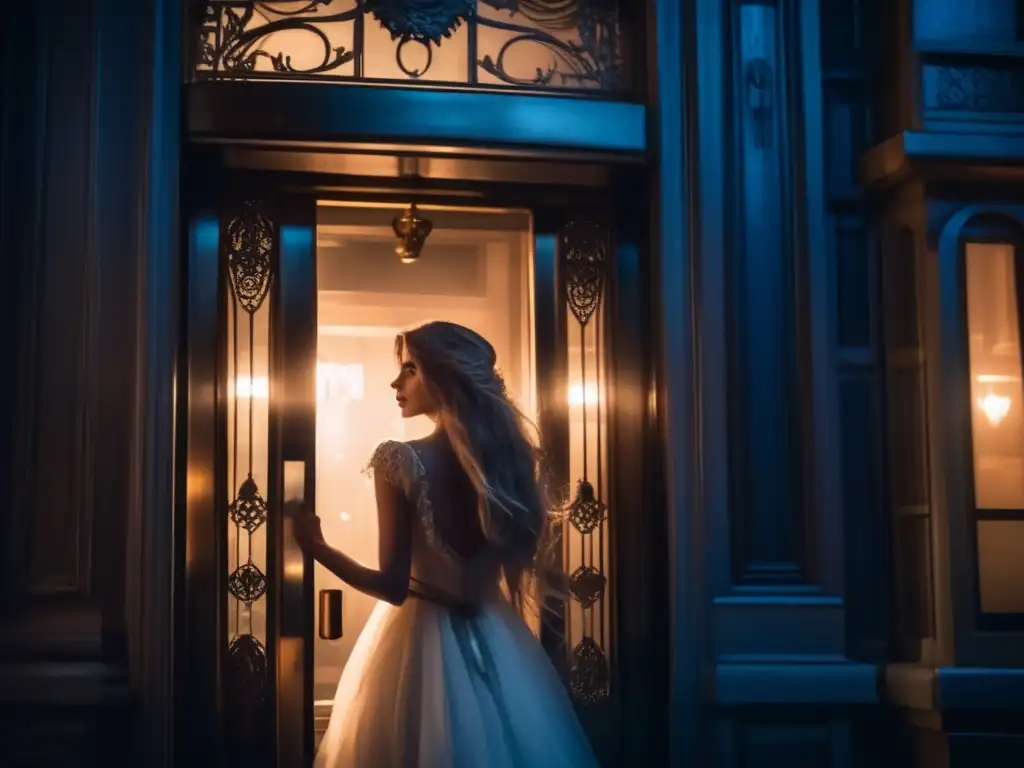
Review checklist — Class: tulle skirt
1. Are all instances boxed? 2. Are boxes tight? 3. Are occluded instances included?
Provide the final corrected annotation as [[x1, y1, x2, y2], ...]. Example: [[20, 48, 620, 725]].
[[314, 595, 598, 768]]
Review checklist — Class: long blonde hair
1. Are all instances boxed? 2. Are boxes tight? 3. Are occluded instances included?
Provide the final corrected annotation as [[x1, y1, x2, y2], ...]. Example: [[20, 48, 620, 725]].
[[397, 321, 549, 609]]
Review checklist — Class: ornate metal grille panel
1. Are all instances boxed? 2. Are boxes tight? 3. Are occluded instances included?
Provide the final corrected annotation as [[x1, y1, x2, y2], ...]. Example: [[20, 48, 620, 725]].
[[223, 200, 277, 756], [193, 1, 629, 95], [560, 215, 612, 705]]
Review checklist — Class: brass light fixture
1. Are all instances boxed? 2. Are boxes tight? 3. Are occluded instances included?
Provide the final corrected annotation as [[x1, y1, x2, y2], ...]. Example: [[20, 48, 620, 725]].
[[392, 203, 433, 263]]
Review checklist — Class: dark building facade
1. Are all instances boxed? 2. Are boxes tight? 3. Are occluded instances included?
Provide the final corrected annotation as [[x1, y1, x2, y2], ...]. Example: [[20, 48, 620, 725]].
[[2, 1, 1023, 766]]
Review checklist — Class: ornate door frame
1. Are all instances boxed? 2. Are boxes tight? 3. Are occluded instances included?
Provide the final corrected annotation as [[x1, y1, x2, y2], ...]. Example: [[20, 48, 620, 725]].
[[179, 167, 665, 765]]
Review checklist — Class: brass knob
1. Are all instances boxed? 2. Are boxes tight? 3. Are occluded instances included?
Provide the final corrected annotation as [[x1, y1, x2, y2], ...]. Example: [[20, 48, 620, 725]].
[[319, 589, 343, 640]]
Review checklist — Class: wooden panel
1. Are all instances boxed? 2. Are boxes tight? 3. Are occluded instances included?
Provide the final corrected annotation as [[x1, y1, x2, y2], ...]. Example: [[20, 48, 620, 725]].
[[820, 0, 888, 662], [5, 0, 96, 600], [712, 717, 862, 768], [823, 82, 872, 204], [881, 224, 935, 661], [835, 218, 874, 352], [728, 0, 810, 583], [820, 0, 871, 71], [838, 373, 887, 658], [2, 0, 179, 764]]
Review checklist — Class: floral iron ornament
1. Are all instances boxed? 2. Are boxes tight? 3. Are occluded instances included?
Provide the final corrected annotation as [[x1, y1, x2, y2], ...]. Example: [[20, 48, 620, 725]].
[[364, 0, 477, 44], [195, 1, 626, 92]]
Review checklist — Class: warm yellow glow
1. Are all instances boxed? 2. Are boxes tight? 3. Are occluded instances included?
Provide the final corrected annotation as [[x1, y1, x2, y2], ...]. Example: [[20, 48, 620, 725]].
[[234, 363, 366, 404], [312, 202, 535, 700], [568, 382, 599, 407], [977, 373, 1018, 384], [236, 375, 269, 399], [565, 314, 611, 662], [317, 362, 365, 404], [186, 467, 212, 500], [977, 392, 1012, 427], [965, 242, 1024, 510]]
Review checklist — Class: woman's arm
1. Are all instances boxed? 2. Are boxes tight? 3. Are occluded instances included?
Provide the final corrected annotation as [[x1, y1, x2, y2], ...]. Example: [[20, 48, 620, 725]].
[[305, 472, 413, 606]]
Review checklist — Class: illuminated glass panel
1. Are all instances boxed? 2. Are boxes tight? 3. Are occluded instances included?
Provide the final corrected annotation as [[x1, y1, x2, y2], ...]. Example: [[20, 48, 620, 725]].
[[964, 243, 1024, 510], [965, 240, 1024, 617], [976, 520, 1024, 613]]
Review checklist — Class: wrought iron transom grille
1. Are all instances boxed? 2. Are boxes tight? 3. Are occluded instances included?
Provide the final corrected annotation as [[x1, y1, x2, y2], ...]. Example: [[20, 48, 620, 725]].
[[193, 1, 629, 95]]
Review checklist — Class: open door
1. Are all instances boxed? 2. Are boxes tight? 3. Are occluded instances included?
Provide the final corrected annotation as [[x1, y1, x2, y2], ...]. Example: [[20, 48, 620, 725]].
[[185, 191, 623, 766]]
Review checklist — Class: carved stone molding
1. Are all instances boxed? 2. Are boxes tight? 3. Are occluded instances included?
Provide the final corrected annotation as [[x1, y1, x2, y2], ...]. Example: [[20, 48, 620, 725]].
[[924, 63, 1024, 113]]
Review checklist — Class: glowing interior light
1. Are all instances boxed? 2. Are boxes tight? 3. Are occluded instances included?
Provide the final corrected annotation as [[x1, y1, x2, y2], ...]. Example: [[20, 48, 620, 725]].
[[236, 375, 269, 399], [234, 364, 368, 403], [978, 392, 1012, 427], [339, 512, 351, 522], [568, 383, 599, 407], [317, 362, 366, 404]]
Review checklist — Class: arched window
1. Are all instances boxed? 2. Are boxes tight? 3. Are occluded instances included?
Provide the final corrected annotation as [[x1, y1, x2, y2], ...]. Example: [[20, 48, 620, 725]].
[[958, 213, 1024, 629]]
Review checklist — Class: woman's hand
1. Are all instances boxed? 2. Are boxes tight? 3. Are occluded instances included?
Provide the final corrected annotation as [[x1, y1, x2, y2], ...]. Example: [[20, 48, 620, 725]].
[[292, 510, 326, 554]]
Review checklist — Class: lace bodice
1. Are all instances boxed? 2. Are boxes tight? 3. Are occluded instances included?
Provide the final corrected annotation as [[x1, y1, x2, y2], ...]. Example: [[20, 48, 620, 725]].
[[366, 440, 500, 605]]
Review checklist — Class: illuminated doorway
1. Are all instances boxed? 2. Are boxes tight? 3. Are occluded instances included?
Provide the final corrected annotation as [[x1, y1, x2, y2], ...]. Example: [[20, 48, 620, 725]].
[[311, 203, 538, 745], [182, 184, 640, 766]]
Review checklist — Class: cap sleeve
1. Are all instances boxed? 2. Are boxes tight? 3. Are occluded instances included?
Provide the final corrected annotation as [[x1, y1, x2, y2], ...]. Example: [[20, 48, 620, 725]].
[[365, 440, 457, 560], [366, 440, 419, 501]]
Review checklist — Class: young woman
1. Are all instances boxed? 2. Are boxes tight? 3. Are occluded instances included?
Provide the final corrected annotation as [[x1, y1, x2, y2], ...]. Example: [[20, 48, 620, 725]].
[[292, 320, 597, 767]]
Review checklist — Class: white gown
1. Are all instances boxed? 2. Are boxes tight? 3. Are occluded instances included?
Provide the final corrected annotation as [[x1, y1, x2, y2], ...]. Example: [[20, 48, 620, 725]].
[[315, 440, 598, 768]]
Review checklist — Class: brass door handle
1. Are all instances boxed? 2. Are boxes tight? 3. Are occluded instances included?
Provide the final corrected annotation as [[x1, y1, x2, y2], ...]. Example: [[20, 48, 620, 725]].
[[319, 588, 343, 640]]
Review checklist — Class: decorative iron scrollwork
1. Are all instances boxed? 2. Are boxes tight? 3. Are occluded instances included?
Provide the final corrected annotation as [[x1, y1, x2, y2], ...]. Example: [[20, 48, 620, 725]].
[[229, 475, 269, 532], [557, 213, 612, 706], [194, 1, 628, 93], [200, 3, 358, 75], [225, 633, 268, 750], [568, 564, 606, 609], [569, 636, 611, 705], [228, 561, 268, 603], [365, 0, 476, 44], [226, 201, 275, 314], [568, 479, 606, 534], [562, 216, 609, 327], [221, 198, 276, 752]]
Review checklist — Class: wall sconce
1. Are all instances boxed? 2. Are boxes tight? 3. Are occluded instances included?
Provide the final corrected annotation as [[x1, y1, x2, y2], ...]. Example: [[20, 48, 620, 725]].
[[392, 203, 433, 263]]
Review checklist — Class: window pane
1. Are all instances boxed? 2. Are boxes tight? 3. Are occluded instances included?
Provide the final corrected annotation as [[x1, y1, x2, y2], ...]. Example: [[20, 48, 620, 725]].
[[965, 242, 1024, 509], [977, 520, 1024, 613]]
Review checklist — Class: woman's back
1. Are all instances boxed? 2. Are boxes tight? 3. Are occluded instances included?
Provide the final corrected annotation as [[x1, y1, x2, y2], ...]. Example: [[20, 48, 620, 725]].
[[410, 432, 485, 562]]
